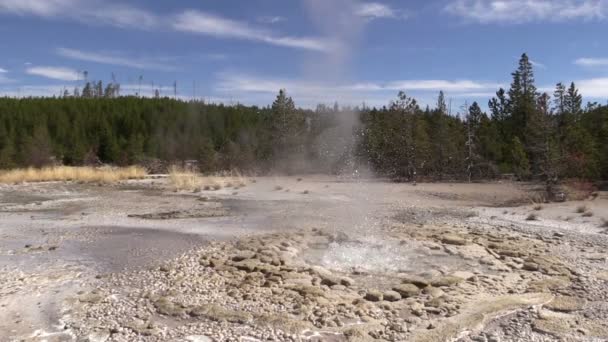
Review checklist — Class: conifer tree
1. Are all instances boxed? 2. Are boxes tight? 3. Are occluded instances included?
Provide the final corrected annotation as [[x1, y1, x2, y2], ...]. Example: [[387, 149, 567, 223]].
[[511, 137, 530, 180]]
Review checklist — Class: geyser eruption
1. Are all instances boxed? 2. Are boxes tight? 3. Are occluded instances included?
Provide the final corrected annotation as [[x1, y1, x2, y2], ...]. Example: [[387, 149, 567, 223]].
[[301, 0, 387, 272], [303, 0, 369, 178]]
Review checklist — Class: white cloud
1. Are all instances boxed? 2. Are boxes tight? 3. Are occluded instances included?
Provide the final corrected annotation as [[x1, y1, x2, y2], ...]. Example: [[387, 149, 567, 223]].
[[355, 2, 409, 20], [215, 72, 502, 107], [0, 1, 330, 51], [384, 79, 502, 91], [0, 74, 14, 83], [574, 57, 608, 66], [172, 10, 329, 51], [26, 66, 80, 81], [217, 73, 500, 93], [356, 2, 396, 19], [0, 85, 68, 97], [0, 0, 159, 29], [83, 4, 158, 29], [257, 16, 286, 24], [445, 0, 608, 23], [0, 0, 75, 17], [530, 59, 547, 69], [575, 78, 608, 97], [56, 48, 176, 71], [0, 67, 7, 73]]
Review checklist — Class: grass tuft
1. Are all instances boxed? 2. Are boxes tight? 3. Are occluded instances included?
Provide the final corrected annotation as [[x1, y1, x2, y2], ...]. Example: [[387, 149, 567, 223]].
[[168, 167, 247, 192], [601, 219, 608, 228], [576, 205, 587, 214], [582, 211, 594, 217], [526, 213, 539, 221], [533, 204, 543, 211], [0, 166, 146, 184]]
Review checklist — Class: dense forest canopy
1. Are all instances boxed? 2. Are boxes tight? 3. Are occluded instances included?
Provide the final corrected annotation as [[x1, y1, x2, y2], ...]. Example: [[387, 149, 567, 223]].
[[0, 54, 607, 181]]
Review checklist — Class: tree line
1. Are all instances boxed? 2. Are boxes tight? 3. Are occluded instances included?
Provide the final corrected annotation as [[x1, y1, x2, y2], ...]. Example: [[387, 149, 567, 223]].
[[360, 54, 607, 187], [0, 54, 606, 184]]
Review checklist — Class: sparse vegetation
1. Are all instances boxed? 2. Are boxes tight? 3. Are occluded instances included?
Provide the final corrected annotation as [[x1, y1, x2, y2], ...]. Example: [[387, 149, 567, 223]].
[[0, 166, 146, 184], [582, 211, 594, 217], [274, 186, 283, 191], [526, 213, 539, 221], [168, 167, 205, 191], [533, 204, 543, 211], [601, 219, 608, 228], [576, 205, 587, 214], [168, 167, 247, 192], [302, 190, 310, 194]]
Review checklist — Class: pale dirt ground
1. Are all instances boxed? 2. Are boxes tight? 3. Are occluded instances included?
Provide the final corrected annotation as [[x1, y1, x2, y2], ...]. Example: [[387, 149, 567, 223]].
[[0, 177, 607, 341]]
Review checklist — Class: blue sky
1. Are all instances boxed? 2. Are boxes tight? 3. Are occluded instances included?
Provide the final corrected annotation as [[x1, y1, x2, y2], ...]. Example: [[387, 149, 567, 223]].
[[1, 0, 608, 110]]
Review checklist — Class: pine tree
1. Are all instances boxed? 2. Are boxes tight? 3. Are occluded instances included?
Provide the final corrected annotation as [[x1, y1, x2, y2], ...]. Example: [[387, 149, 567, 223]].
[[390, 91, 420, 182], [564, 82, 582, 120], [270, 89, 300, 163], [553, 82, 566, 116], [95, 81, 103, 98], [511, 137, 530, 180], [198, 138, 217, 173], [509, 53, 538, 142], [465, 102, 483, 181], [82, 82, 93, 98], [430, 91, 449, 179], [22, 125, 54, 167]]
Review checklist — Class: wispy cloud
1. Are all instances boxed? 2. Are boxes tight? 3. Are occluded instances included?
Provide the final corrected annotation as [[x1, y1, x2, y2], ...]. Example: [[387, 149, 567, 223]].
[[257, 16, 286, 24], [0, 74, 14, 84], [0, 85, 68, 97], [0, 0, 75, 17], [26, 66, 80, 81], [56, 47, 176, 71], [217, 72, 501, 93], [0, 1, 331, 52], [530, 59, 547, 69], [355, 2, 407, 20], [445, 0, 607, 23], [574, 57, 608, 66], [172, 10, 329, 51], [0, 0, 158, 29], [0, 67, 7, 73], [215, 72, 502, 107]]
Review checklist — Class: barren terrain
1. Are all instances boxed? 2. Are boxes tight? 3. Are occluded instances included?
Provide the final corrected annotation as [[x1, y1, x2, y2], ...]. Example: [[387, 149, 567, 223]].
[[1, 177, 607, 341]]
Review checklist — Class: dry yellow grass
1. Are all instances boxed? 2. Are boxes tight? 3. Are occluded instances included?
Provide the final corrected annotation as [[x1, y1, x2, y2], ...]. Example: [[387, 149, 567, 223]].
[[168, 167, 248, 192], [0, 166, 147, 184]]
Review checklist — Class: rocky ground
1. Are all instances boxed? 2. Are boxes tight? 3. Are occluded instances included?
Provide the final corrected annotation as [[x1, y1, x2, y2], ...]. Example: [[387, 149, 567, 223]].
[[1, 177, 607, 341]]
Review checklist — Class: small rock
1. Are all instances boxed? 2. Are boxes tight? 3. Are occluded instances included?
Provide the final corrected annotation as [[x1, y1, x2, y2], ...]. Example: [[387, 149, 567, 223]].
[[340, 277, 355, 287], [392, 284, 420, 298], [232, 251, 256, 262], [365, 290, 383, 302], [522, 262, 540, 272], [401, 275, 430, 288], [383, 291, 402, 302], [431, 276, 464, 287], [441, 234, 468, 246]]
